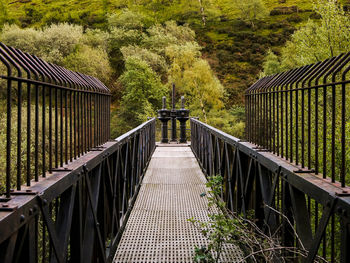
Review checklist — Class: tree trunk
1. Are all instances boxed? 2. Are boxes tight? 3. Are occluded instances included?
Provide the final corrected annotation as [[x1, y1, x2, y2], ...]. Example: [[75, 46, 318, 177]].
[[200, 99, 207, 123], [198, 0, 206, 26]]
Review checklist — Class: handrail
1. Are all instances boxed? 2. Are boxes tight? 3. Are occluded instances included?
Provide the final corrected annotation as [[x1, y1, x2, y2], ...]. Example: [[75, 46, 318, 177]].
[[0, 42, 111, 198], [246, 52, 350, 188], [191, 118, 350, 262], [0, 118, 156, 263]]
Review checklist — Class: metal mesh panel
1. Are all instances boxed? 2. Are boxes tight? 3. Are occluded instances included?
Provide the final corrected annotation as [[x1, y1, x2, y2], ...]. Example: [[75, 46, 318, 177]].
[[114, 145, 244, 262]]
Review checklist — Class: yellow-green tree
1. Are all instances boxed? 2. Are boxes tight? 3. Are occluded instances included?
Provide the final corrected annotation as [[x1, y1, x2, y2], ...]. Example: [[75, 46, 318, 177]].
[[280, 0, 350, 70], [219, 0, 267, 28], [261, 49, 281, 76], [166, 42, 224, 122], [117, 57, 167, 133], [0, 23, 112, 81]]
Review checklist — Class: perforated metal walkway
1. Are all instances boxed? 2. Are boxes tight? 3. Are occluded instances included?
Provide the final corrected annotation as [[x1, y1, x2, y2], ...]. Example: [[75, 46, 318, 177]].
[[113, 144, 243, 262]]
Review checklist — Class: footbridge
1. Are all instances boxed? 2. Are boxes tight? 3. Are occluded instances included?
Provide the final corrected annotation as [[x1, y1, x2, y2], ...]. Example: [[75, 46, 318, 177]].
[[0, 43, 350, 263]]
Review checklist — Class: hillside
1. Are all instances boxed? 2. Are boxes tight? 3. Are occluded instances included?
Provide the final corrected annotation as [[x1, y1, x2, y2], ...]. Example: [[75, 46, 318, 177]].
[[1, 0, 325, 104]]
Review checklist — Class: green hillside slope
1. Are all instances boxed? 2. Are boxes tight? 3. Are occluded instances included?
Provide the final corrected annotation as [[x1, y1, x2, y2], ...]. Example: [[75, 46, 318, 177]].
[[1, 0, 324, 104]]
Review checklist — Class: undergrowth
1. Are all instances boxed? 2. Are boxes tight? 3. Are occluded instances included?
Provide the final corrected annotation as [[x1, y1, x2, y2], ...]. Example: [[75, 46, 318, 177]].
[[188, 175, 327, 263]]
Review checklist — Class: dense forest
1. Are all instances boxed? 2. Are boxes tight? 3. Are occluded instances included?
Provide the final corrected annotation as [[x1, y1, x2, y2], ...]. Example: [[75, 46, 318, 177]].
[[0, 0, 349, 137]]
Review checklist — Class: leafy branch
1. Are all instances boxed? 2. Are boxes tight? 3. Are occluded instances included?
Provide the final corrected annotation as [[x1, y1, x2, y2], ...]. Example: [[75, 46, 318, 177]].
[[188, 175, 327, 263]]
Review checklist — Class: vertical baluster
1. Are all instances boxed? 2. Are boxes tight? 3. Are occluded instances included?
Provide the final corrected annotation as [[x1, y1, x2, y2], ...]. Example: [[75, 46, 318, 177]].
[[69, 90, 73, 162], [55, 87, 59, 166], [331, 81, 336, 182], [27, 81, 31, 184], [42, 85, 46, 176], [307, 82, 312, 169], [6, 70, 12, 196], [65, 90, 68, 164], [77, 90, 81, 157], [340, 65, 350, 186], [17, 79, 22, 187]]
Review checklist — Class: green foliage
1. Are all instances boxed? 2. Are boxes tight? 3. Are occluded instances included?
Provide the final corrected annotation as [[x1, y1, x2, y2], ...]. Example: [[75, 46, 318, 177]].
[[3, 23, 84, 64], [108, 27, 144, 72], [166, 42, 202, 71], [0, 0, 319, 139], [63, 45, 112, 83], [112, 0, 221, 25], [193, 246, 215, 263], [107, 18, 243, 137], [261, 49, 281, 76], [189, 175, 328, 262], [0, 23, 113, 82], [232, 0, 268, 28], [108, 9, 145, 30], [0, 103, 51, 194], [0, 14, 246, 138], [1, 0, 320, 109], [279, 0, 350, 70], [205, 108, 245, 138], [0, 24, 42, 55], [0, 0, 8, 28], [117, 57, 167, 132], [166, 41, 225, 123], [165, 39, 246, 135], [120, 45, 168, 77], [142, 21, 195, 55], [259, 1, 350, 188], [178, 60, 224, 121], [0, 23, 113, 79], [82, 28, 109, 50], [188, 175, 233, 263]]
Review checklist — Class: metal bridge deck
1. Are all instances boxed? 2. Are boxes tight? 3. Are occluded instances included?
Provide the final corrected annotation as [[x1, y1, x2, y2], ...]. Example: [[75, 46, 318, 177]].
[[113, 145, 243, 262]]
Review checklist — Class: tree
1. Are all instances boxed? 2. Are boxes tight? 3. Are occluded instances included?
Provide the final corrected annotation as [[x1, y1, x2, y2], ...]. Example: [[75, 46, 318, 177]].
[[82, 29, 109, 50], [0, 23, 83, 65], [231, 0, 268, 28], [108, 27, 145, 72], [280, 0, 350, 69], [166, 42, 202, 73], [166, 43, 224, 122], [261, 49, 281, 76], [112, 0, 220, 25], [182, 60, 224, 122], [120, 45, 168, 78], [107, 9, 145, 30], [64, 46, 112, 83], [118, 57, 167, 131], [142, 21, 195, 56], [0, 23, 113, 83], [0, 24, 42, 55]]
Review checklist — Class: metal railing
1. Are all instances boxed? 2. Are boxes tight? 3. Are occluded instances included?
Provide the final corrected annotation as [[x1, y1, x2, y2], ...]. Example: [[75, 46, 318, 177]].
[[191, 118, 350, 262], [246, 53, 350, 188], [0, 117, 156, 263], [0, 42, 157, 263], [0, 42, 110, 198]]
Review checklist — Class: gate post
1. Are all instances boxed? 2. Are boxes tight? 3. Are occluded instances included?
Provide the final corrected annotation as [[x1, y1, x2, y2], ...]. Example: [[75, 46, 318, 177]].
[[177, 96, 189, 143], [158, 96, 171, 143], [170, 84, 177, 142]]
